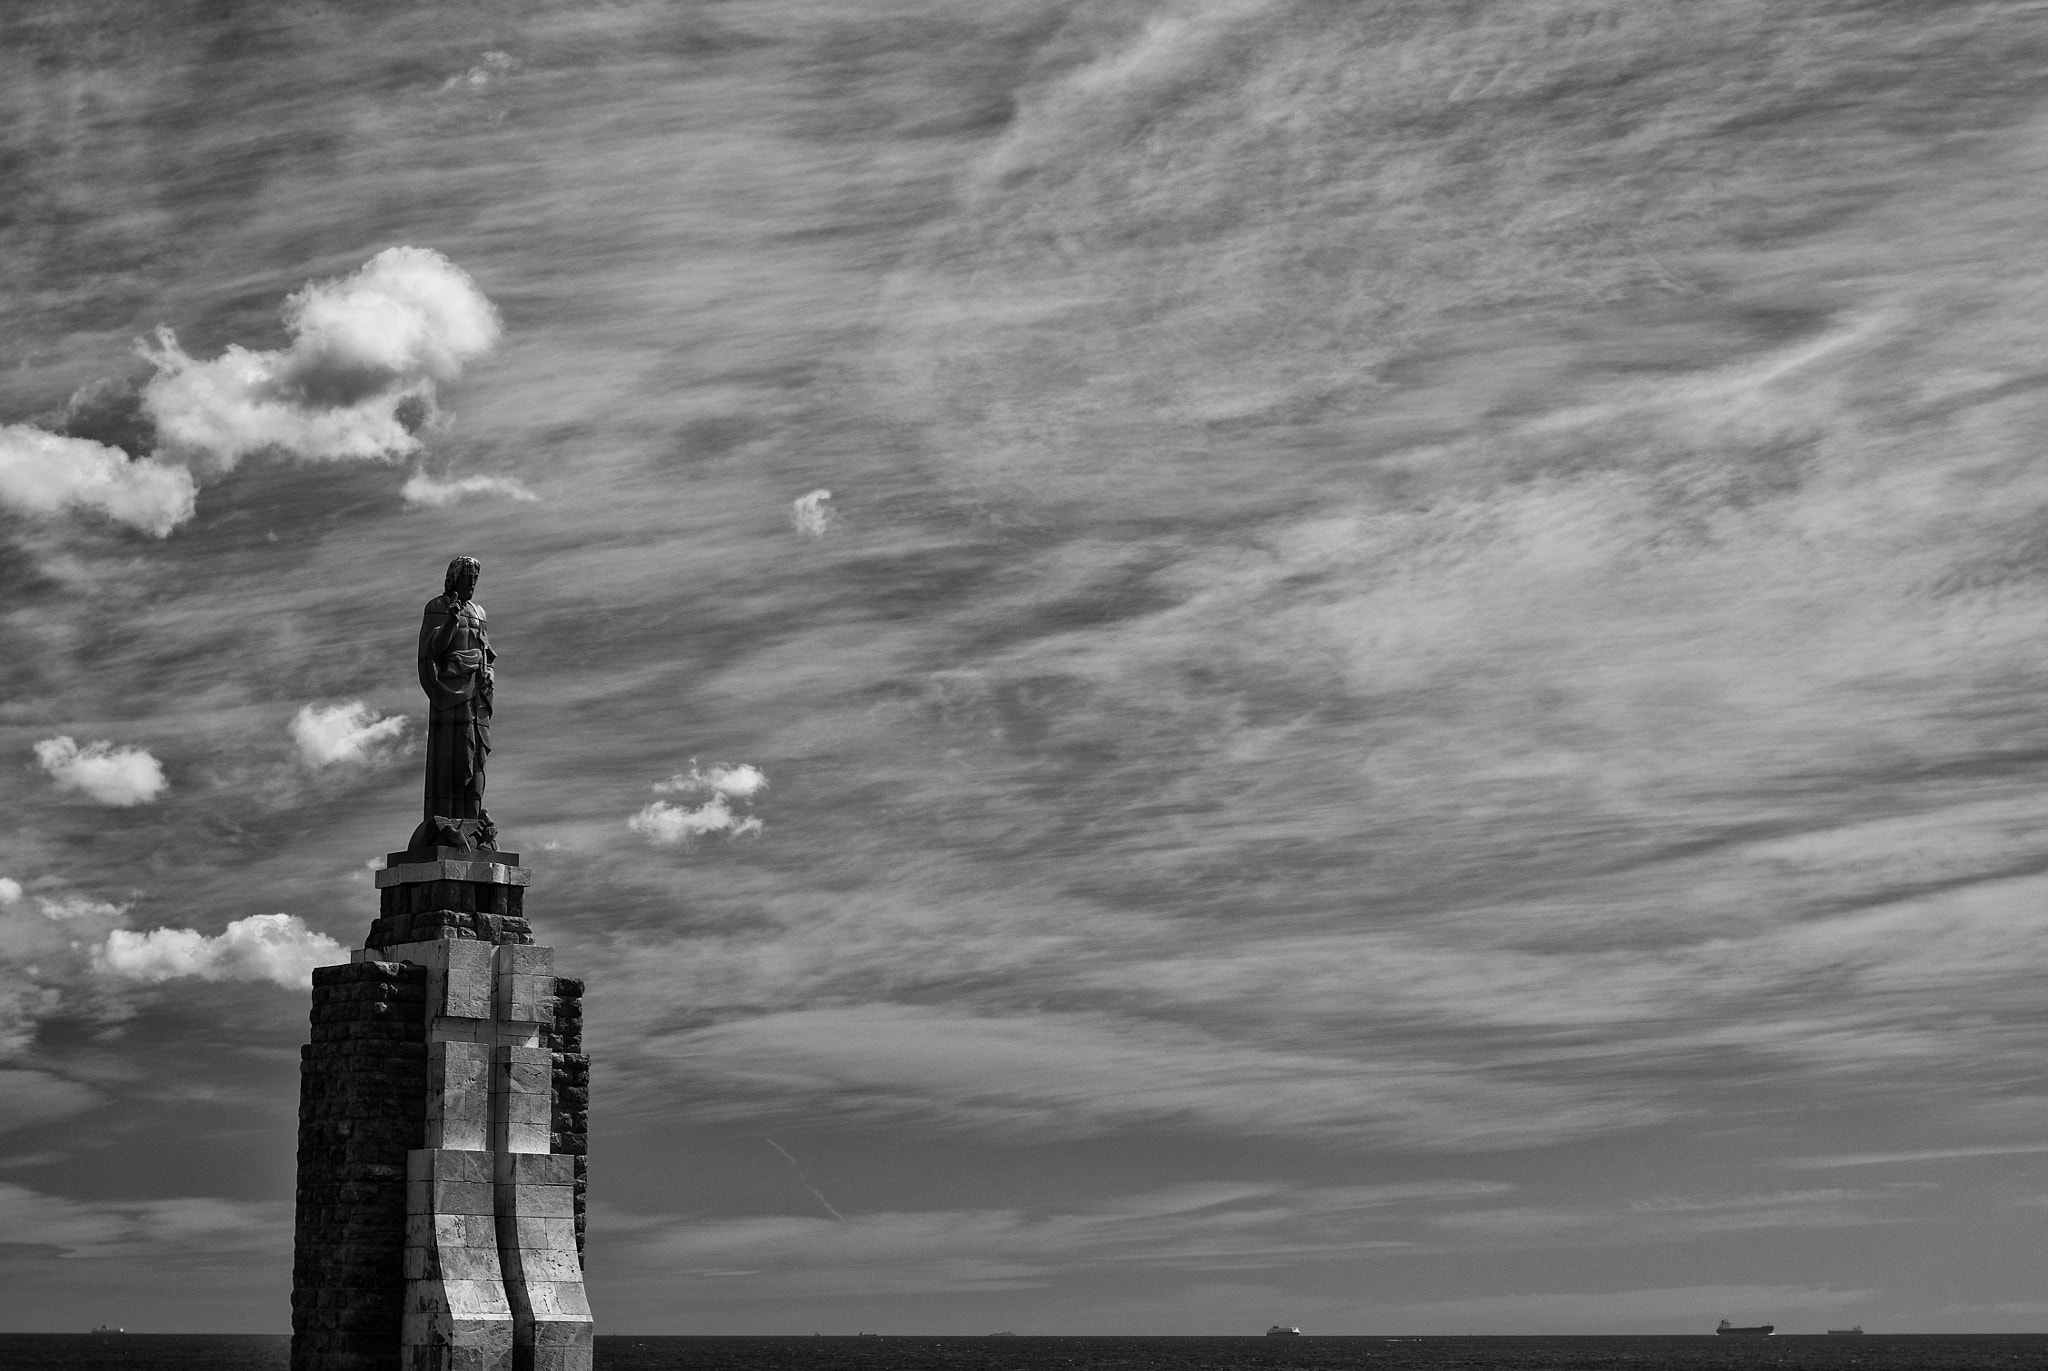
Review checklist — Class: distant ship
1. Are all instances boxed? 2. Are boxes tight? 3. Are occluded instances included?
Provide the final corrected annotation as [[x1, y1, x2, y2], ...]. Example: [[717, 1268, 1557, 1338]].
[[1266, 1325, 1302, 1337], [88, 1326, 124, 1336], [1826, 1326, 1865, 1336], [1715, 1320, 1773, 1337]]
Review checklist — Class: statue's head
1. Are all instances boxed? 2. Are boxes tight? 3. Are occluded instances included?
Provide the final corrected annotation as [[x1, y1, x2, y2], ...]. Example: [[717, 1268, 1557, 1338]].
[[444, 556, 482, 600]]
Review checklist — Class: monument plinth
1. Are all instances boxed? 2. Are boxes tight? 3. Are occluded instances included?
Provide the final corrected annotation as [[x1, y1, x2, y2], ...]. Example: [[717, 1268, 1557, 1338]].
[[291, 560, 592, 1371]]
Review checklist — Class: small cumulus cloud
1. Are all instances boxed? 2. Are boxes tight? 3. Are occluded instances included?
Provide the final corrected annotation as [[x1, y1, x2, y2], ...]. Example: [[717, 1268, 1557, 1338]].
[[34, 736, 168, 806], [139, 246, 501, 468], [632, 762, 768, 844], [36, 893, 128, 924], [654, 762, 768, 800], [630, 797, 763, 844], [401, 472, 538, 508], [95, 913, 343, 989], [439, 50, 518, 94], [289, 701, 408, 767], [791, 488, 833, 537], [0, 879, 19, 906], [0, 424, 195, 536]]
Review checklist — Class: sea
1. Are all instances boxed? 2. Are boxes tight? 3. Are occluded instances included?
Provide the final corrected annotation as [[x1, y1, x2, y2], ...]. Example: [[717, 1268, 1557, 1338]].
[[2, 1336, 2046, 1371]]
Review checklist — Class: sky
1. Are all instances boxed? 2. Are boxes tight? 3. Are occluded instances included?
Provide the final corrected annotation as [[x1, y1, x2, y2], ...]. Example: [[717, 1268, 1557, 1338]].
[[5, 0, 2048, 1338]]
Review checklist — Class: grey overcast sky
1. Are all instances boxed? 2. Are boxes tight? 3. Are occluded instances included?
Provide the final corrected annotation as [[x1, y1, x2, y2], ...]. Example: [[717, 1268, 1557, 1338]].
[[7, 0, 2048, 1337]]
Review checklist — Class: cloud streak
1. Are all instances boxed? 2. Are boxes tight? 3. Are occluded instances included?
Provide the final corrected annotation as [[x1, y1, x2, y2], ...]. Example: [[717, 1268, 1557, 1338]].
[[401, 472, 537, 508], [1778, 1144, 2048, 1170], [0, 1180, 287, 1262], [762, 1138, 845, 1222], [607, 1178, 1500, 1306], [642, 1005, 1667, 1149]]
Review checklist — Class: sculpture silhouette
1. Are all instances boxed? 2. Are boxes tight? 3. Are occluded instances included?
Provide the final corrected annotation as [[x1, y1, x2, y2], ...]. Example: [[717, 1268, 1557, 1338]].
[[412, 555, 497, 851]]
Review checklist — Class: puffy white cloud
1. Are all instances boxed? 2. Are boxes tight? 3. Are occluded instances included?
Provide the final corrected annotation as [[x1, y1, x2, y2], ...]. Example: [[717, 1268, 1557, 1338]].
[[653, 762, 768, 800], [139, 246, 501, 467], [0, 424, 195, 536], [633, 763, 768, 843], [791, 488, 833, 537], [289, 701, 408, 767], [0, 879, 19, 906], [95, 913, 344, 989], [34, 736, 168, 806], [1, 883, 335, 1054], [400, 471, 538, 507], [630, 796, 763, 844]]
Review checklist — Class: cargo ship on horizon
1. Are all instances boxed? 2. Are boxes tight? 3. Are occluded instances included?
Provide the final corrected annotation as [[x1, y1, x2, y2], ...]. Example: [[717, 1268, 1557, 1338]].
[[1715, 1320, 1774, 1337]]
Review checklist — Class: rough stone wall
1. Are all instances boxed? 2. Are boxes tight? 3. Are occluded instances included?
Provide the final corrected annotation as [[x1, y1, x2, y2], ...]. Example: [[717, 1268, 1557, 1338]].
[[549, 977, 588, 1259], [291, 960, 429, 1371]]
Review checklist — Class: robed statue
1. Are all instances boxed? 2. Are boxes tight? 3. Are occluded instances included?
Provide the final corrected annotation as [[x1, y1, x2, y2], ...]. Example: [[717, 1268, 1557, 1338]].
[[412, 555, 498, 852]]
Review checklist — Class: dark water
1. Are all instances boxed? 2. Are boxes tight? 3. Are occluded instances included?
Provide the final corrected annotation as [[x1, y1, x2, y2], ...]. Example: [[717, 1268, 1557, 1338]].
[[5, 1336, 2048, 1371]]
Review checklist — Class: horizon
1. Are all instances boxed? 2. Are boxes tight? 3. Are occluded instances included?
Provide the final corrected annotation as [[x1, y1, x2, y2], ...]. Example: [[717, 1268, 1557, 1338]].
[[9, 0, 2048, 1339]]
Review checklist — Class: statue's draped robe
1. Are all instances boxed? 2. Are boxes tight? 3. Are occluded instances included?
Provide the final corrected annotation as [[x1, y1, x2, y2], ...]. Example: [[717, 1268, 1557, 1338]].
[[418, 594, 494, 835]]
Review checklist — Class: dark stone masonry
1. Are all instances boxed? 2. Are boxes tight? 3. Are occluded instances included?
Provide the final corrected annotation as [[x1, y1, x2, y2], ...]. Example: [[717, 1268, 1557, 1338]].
[[292, 961, 429, 1367]]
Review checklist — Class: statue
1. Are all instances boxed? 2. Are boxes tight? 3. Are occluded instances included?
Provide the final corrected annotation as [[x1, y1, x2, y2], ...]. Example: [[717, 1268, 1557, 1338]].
[[411, 555, 497, 852]]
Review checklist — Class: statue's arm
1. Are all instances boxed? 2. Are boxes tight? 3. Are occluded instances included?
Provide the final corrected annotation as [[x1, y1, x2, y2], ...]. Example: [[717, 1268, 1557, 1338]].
[[417, 600, 477, 708]]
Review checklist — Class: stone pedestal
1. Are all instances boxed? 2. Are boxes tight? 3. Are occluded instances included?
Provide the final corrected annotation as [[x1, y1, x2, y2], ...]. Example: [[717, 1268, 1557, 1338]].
[[291, 849, 591, 1371]]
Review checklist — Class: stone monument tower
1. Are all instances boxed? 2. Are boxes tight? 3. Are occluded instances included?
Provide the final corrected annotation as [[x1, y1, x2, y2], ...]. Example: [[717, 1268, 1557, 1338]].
[[291, 559, 593, 1371]]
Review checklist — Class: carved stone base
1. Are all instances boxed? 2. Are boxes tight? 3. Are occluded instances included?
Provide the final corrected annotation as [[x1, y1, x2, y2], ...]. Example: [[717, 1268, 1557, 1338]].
[[409, 815, 499, 856]]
